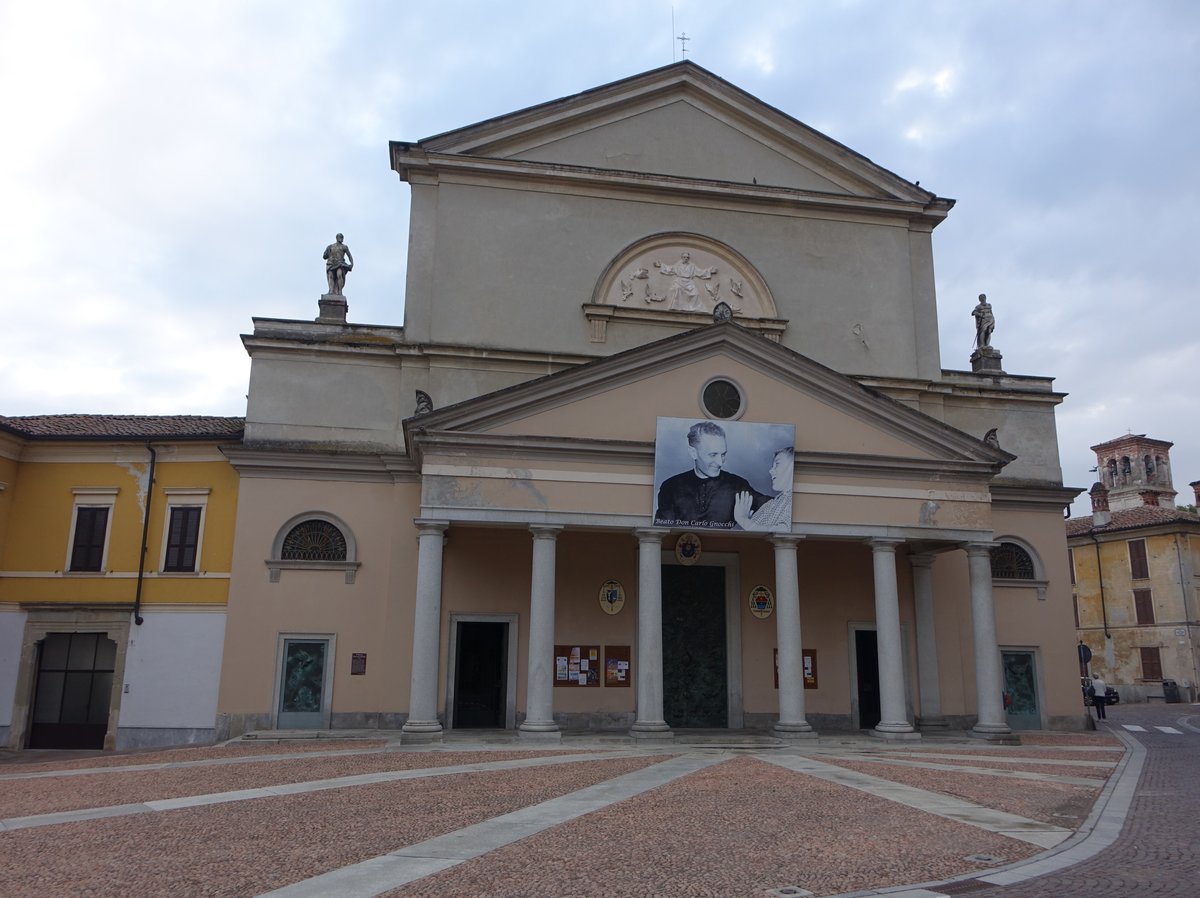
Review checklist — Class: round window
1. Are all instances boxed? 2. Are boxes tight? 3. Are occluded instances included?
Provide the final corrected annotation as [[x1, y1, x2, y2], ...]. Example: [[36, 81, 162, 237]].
[[701, 378, 743, 419]]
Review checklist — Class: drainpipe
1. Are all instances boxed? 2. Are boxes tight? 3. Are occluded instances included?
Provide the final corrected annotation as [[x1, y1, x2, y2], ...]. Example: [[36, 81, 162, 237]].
[[1090, 534, 1111, 640], [133, 444, 156, 626], [1175, 533, 1199, 698]]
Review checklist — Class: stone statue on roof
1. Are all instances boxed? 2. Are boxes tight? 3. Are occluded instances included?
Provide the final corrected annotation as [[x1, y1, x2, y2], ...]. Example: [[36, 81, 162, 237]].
[[972, 293, 995, 349], [323, 233, 353, 296]]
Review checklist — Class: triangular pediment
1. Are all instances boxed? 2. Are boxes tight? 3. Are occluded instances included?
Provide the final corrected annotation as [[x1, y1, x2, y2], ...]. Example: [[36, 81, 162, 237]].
[[412, 61, 934, 202], [405, 323, 1011, 477]]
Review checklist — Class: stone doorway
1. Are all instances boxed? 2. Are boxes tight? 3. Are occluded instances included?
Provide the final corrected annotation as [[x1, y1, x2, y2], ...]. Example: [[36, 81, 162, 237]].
[[452, 621, 508, 728], [661, 564, 728, 728], [855, 629, 882, 729]]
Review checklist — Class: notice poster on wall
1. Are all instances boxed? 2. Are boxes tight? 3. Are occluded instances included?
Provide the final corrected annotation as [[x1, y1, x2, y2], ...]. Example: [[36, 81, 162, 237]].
[[555, 645, 601, 687], [604, 645, 632, 687], [652, 417, 795, 532], [773, 648, 818, 690]]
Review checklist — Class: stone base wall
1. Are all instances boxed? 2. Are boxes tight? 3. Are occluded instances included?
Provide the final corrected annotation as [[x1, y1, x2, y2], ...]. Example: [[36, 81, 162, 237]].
[[115, 727, 217, 751]]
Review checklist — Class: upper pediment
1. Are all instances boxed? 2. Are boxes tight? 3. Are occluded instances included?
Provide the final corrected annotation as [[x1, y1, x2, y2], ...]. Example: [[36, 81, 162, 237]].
[[397, 61, 940, 204]]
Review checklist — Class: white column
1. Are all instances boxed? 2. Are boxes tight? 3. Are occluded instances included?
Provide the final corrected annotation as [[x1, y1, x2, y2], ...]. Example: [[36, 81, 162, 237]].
[[772, 536, 815, 738], [966, 542, 1013, 739], [520, 525, 562, 740], [910, 553, 946, 729], [630, 529, 672, 739], [869, 538, 918, 739], [401, 520, 449, 742]]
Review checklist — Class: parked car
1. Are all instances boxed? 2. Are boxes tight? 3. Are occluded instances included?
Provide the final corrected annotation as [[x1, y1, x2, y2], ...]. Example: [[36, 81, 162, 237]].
[[1081, 676, 1120, 706]]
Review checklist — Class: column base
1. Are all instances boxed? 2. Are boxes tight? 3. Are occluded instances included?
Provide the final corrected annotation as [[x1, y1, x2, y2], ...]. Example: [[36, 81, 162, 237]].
[[399, 721, 444, 744], [917, 715, 950, 731], [970, 725, 1020, 745], [871, 723, 921, 741], [518, 721, 562, 742], [773, 721, 819, 739], [630, 721, 674, 741]]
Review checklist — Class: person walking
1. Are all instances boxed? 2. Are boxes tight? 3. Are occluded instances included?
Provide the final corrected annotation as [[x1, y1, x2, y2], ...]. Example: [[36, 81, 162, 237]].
[[1091, 674, 1109, 720]]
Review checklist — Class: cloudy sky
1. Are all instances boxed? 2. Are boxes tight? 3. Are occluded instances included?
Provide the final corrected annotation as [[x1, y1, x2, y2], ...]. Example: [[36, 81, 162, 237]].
[[2, 1, 1197, 514]]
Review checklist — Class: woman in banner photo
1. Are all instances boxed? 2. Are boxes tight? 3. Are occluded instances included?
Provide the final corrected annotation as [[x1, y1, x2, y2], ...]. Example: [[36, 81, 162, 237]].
[[733, 447, 794, 531]]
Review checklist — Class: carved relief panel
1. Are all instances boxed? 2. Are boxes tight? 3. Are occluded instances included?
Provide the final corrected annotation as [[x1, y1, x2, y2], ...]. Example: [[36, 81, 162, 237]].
[[585, 233, 785, 343]]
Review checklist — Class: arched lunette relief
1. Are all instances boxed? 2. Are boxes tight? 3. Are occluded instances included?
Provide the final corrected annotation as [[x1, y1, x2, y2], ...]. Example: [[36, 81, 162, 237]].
[[585, 232, 785, 343]]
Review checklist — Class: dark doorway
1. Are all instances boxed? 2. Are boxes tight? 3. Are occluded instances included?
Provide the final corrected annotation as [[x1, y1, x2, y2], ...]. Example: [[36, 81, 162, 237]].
[[662, 565, 728, 728], [29, 632, 116, 750], [855, 629, 881, 729], [453, 621, 508, 728]]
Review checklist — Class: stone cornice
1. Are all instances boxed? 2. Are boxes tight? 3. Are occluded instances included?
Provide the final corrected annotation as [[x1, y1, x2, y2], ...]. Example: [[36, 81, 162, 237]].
[[989, 483, 1083, 511], [392, 149, 951, 227], [222, 446, 419, 483]]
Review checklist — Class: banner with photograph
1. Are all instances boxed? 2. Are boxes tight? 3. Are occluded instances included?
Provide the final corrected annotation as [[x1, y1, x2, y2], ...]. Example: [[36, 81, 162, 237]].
[[652, 417, 796, 531]]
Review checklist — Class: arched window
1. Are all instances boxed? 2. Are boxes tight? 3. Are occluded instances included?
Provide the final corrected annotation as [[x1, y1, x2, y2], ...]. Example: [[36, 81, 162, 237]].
[[281, 520, 347, 561], [990, 542, 1035, 579], [1106, 459, 1118, 486], [268, 512, 360, 583], [990, 536, 1048, 600]]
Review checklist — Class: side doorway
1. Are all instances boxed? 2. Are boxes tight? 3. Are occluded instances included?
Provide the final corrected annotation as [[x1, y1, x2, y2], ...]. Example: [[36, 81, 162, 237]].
[[275, 636, 334, 729], [447, 614, 518, 730], [1002, 649, 1042, 731], [853, 628, 881, 730]]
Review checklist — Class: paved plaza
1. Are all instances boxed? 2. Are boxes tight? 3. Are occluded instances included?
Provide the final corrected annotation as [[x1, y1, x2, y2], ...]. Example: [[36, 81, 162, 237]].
[[1, 703, 1195, 897]]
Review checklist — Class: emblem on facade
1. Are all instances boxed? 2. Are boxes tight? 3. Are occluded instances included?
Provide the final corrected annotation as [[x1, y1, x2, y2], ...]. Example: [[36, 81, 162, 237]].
[[598, 579, 625, 615], [712, 301, 733, 323], [749, 585, 775, 619], [675, 532, 702, 565]]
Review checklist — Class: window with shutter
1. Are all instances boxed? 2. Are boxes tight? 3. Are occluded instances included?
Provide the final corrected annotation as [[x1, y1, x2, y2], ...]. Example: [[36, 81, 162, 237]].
[[1128, 539, 1149, 580]]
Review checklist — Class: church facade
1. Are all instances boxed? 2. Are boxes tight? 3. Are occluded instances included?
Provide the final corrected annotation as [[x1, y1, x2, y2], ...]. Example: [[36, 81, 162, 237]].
[[216, 62, 1082, 743]]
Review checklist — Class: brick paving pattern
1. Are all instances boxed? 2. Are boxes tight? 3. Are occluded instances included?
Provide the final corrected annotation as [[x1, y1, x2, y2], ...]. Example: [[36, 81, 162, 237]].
[[1, 706, 1194, 897], [961, 703, 1200, 898], [0, 754, 666, 898], [386, 755, 1039, 898]]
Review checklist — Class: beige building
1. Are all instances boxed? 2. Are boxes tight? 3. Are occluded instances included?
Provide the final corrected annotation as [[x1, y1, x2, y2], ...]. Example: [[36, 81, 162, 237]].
[[1068, 434, 1200, 702], [217, 62, 1082, 743]]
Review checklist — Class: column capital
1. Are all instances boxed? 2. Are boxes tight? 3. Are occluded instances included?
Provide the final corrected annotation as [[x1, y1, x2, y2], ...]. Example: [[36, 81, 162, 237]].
[[770, 535, 805, 549], [866, 537, 904, 551], [909, 553, 935, 569], [529, 524, 564, 539], [964, 541, 1000, 557], [414, 519, 450, 535], [632, 527, 665, 545]]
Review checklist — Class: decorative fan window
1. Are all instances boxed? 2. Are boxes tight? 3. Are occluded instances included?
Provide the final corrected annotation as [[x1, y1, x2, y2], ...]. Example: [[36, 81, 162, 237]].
[[990, 542, 1035, 579], [268, 512, 359, 584], [281, 520, 348, 561]]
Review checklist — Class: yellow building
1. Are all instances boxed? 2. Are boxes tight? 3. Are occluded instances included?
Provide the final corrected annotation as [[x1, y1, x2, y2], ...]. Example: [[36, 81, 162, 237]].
[[0, 415, 243, 749], [1068, 434, 1200, 703]]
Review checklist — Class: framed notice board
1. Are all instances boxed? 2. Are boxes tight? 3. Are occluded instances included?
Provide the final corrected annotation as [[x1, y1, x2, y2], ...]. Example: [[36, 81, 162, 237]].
[[773, 649, 818, 690], [604, 645, 632, 687], [554, 644, 601, 687]]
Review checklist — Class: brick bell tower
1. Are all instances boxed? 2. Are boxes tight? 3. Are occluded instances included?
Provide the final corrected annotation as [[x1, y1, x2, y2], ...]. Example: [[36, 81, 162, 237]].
[[1091, 434, 1177, 512]]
